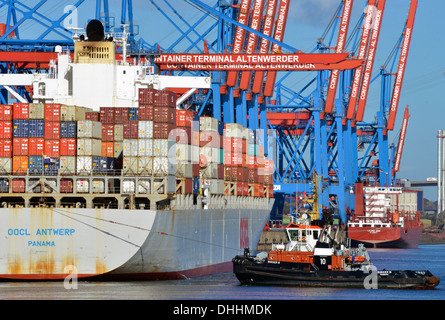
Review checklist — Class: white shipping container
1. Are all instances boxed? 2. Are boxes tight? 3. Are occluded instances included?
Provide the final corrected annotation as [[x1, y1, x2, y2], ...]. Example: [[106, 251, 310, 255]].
[[123, 139, 138, 157], [138, 121, 153, 139], [137, 157, 153, 175], [153, 139, 168, 156], [0, 157, 12, 173], [59, 156, 76, 174], [200, 117, 218, 132], [122, 180, 135, 193], [210, 179, 224, 195], [76, 179, 89, 193], [138, 179, 151, 194], [77, 120, 102, 138], [224, 123, 242, 138], [176, 161, 193, 178], [29, 103, 44, 119], [191, 145, 199, 163], [138, 139, 153, 157], [176, 144, 190, 162], [92, 179, 105, 193], [114, 142, 123, 158], [114, 124, 123, 141], [123, 156, 138, 175], [76, 156, 92, 174], [77, 138, 101, 156], [201, 162, 218, 179], [61, 105, 89, 121], [153, 156, 169, 176], [200, 146, 218, 163]]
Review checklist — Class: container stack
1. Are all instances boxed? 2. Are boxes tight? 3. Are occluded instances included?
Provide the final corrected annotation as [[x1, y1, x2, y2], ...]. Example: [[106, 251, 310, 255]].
[[223, 123, 246, 196], [200, 116, 224, 195], [0, 91, 272, 199], [175, 109, 200, 194]]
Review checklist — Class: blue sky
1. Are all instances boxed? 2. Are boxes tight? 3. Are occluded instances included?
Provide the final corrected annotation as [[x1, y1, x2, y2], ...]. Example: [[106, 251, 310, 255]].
[[4, 0, 443, 200]]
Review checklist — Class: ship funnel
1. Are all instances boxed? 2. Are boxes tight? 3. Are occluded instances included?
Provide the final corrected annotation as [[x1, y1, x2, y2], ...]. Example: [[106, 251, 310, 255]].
[[86, 19, 105, 41]]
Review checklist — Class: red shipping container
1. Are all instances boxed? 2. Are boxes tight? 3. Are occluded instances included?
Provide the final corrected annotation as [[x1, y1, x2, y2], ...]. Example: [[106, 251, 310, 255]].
[[100, 107, 115, 124], [44, 103, 61, 121], [0, 121, 12, 139], [123, 121, 138, 139], [102, 124, 114, 141], [45, 121, 60, 139], [138, 88, 155, 105], [153, 106, 175, 124], [176, 109, 193, 127], [114, 107, 129, 124], [0, 139, 12, 157], [0, 105, 12, 121], [153, 90, 176, 107], [60, 138, 76, 156], [12, 178, 25, 192], [60, 179, 73, 193], [224, 152, 242, 166], [29, 138, 44, 156], [13, 138, 28, 156], [44, 139, 60, 157], [153, 122, 174, 139], [138, 104, 154, 120], [85, 112, 100, 121], [13, 103, 29, 119]]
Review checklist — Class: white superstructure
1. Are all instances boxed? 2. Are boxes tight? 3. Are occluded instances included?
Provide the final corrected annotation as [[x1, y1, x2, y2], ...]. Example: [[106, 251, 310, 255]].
[[30, 38, 210, 111]]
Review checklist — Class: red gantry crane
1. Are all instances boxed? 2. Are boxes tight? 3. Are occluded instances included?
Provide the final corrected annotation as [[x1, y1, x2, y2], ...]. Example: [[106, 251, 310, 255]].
[[386, 0, 418, 131], [324, 0, 354, 114]]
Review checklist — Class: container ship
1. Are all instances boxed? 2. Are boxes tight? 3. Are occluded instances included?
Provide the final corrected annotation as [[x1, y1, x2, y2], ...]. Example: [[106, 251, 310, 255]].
[[347, 182, 422, 248], [0, 21, 274, 280]]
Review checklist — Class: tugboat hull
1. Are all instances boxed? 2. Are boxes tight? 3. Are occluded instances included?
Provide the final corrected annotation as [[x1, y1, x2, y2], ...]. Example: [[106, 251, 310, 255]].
[[233, 256, 440, 289]]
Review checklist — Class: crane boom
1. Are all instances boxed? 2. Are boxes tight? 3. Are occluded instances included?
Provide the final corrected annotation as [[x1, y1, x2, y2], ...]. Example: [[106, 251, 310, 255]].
[[393, 106, 410, 174], [355, 0, 386, 122], [239, 0, 265, 91], [252, 0, 278, 94], [226, 0, 252, 87], [263, 0, 290, 97], [324, 0, 354, 114], [386, 0, 418, 131], [346, 0, 376, 120]]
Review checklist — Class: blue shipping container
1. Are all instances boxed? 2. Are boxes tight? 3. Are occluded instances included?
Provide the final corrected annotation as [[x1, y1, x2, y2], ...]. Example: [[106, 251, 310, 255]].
[[192, 114, 200, 131], [93, 156, 116, 174], [128, 107, 138, 121], [44, 158, 60, 176], [193, 177, 200, 194], [61, 121, 77, 138], [29, 156, 43, 174], [0, 178, 8, 193], [28, 120, 44, 137], [13, 119, 29, 138]]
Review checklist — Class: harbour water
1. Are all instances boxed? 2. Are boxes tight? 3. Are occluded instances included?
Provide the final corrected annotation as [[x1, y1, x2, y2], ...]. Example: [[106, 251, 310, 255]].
[[1, 244, 444, 301]]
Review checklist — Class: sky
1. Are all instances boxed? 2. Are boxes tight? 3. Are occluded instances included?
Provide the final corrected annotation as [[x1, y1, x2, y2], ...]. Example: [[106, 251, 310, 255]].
[[3, 0, 444, 200]]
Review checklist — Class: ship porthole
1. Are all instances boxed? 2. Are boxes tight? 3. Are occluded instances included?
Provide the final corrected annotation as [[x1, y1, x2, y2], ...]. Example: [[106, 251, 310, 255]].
[[291, 257, 294, 260]]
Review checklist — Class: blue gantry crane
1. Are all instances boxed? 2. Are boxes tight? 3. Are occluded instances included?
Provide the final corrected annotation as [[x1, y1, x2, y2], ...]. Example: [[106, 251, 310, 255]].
[[0, 0, 418, 223]]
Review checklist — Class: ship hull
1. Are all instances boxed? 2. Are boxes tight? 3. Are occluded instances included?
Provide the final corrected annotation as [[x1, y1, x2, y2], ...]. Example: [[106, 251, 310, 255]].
[[348, 226, 422, 248], [232, 256, 440, 289], [0, 203, 272, 280]]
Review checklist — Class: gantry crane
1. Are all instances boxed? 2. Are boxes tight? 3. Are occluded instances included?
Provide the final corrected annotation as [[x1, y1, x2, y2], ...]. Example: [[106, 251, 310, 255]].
[[0, 0, 418, 223]]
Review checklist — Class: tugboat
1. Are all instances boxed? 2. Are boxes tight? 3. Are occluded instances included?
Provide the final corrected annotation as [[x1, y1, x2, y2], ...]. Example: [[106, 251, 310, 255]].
[[233, 218, 440, 289]]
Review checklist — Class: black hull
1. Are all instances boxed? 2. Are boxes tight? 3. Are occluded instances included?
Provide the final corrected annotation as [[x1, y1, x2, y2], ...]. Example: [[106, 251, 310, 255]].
[[232, 256, 439, 289]]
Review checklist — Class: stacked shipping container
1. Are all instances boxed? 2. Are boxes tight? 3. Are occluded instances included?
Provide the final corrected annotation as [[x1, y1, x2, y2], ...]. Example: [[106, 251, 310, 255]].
[[0, 88, 273, 197]]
